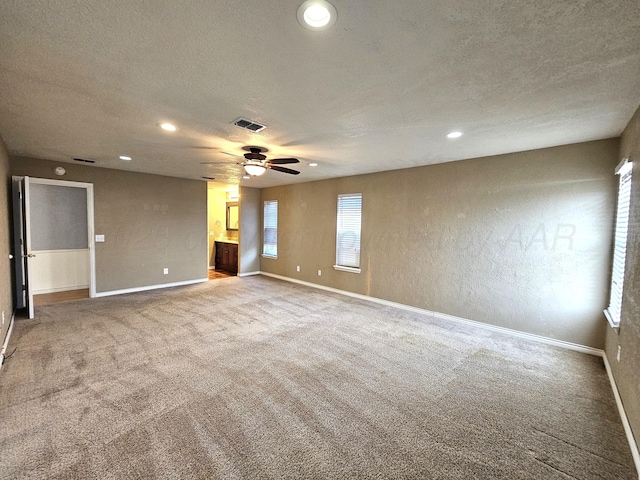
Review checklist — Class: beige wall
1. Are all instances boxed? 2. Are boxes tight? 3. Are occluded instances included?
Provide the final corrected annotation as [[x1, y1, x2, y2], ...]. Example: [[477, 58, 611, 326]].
[[239, 187, 260, 275], [10, 156, 208, 293], [0, 136, 12, 349], [606, 105, 640, 446], [261, 139, 619, 348]]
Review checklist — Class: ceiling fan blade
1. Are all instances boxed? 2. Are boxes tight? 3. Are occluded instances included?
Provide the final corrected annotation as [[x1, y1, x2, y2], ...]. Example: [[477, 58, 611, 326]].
[[268, 165, 300, 175], [268, 158, 299, 165]]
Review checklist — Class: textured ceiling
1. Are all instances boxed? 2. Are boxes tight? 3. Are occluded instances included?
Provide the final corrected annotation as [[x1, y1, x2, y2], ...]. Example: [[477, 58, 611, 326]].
[[1, 0, 639, 188]]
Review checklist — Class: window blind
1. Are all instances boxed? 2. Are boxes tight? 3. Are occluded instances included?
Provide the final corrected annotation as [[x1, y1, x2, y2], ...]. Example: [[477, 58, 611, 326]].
[[336, 193, 362, 268], [606, 160, 632, 327], [263, 200, 278, 257]]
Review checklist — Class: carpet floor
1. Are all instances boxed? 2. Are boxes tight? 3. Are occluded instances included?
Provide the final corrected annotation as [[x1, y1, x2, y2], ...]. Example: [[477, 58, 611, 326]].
[[0, 276, 636, 479]]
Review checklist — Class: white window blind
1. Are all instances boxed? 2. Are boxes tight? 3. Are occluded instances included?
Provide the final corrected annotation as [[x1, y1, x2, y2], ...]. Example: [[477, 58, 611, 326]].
[[263, 200, 278, 257], [335, 193, 362, 269], [606, 159, 633, 327]]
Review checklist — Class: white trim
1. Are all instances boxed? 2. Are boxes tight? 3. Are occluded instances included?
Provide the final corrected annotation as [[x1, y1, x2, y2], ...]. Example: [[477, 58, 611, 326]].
[[261, 254, 278, 259], [432, 311, 602, 356], [0, 312, 16, 373], [208, 266, 215, 270], [604, 308, 620, 329], [603, 354, 640, 476], [238, 271, 261, 277], [615, 157, 632, 175], [333, 265, 361, 274], [33, 285, 89, 295], [259, 272, 601, 355], [94, 278, 207, 297]]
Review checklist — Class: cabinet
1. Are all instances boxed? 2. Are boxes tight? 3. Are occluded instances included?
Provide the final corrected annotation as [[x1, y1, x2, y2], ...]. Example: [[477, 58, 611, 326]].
[[214, 241, 238, 274]]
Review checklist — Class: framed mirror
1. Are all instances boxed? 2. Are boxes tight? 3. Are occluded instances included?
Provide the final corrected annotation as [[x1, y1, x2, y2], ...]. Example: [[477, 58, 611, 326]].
[[226, 202, 239, 230]]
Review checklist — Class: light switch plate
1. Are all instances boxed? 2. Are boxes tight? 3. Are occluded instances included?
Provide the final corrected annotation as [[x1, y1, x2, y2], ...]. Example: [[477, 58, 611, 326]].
[[95, 234, 105, 242]]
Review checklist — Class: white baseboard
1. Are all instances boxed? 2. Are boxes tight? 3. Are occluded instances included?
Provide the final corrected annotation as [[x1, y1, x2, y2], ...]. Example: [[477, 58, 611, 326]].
[[238, 271, 261, 277], [0, 311, 16, 373], [33, 285, 90, 295], [94, 278, 208, 298], [603, 354, 640, 475], [259, 272, 601, 356], [431, 311, 603, 356]]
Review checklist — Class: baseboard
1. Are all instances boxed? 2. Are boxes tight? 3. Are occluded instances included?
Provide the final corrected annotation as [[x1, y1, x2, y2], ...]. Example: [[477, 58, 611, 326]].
[[259, 272, 601, 356], [238, 271, 261, 277], [32, 285, 90, 295], [431, 311, 603, 356], [603, 354, 640, 475], [0, 311, 16, 373], [94, 278, 208, 297]]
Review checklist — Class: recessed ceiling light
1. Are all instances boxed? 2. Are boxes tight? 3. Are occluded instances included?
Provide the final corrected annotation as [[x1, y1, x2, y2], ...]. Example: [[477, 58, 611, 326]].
[[242, 175, 251, 180], [309, 162, 318, 167], [119, 155, 132, 161], [446, 131, 463, 139], [297, 0, 337, 31], [158, 123, 177, 132]]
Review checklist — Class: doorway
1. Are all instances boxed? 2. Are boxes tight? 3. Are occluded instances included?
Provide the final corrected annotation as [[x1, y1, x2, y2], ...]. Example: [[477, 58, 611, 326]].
[[13, 176, 96, 318], [207, 184, 239, 278]]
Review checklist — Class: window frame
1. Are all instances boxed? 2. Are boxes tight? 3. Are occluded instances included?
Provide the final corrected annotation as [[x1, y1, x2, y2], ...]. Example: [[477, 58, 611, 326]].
[[334, 193, 362, 274], [262, 200, 278, 259], [604, 158, 633, 328]]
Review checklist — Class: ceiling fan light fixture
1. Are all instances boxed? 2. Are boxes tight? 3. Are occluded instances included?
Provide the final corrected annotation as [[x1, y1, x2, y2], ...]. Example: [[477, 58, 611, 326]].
[[297, 0, 337, 31], [244, 164, 267, 176]]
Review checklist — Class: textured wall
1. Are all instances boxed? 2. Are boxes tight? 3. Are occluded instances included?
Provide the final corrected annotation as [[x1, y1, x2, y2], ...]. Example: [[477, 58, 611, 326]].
[[10, 157, 207, 293], [261, 139, 619, 348], [239, 187, 260, 275], [605, 105, 640, 446], [0, 136, 12, 348]]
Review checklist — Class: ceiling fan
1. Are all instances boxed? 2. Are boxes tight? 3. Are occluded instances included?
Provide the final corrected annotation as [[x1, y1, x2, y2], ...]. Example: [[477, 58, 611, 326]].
[[242, 146, 300, 176]]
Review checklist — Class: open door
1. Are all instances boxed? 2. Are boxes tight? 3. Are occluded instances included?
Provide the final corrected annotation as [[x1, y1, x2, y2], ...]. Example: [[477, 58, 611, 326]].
[[12, 176, 34, 318], [12, 176, 96, 319]]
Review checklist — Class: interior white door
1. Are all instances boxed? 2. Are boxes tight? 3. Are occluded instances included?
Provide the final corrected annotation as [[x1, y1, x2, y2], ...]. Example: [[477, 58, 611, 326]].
[[11, 176, 35, 318], [11, 177, 27, 311], [23, 177, 35, 318]]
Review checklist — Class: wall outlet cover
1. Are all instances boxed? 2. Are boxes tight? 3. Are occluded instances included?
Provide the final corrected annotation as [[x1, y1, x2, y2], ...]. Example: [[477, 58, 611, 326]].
[[95, 234, 105, 242], [163, 268, 169, 275], [297, 266, 300, 272], [318, 270, 322, 276]]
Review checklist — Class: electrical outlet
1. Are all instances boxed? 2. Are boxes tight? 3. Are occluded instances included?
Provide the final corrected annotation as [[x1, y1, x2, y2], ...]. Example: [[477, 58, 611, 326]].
[[296, 266, 300, 272], [617, 345, 621, 362], [163, 268, 169, 275], [318, 270, 322, 276]]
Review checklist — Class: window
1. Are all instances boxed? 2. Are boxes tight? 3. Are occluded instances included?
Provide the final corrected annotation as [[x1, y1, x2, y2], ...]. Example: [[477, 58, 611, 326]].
[[334, 193, 362, 273], [263, 200, 278, 258], [605, 158, 633, 328]]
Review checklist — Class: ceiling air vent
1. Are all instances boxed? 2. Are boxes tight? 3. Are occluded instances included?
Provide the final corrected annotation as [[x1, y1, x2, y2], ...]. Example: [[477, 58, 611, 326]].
[[73, 157, 96, 163], [233, 117, 266, 132]]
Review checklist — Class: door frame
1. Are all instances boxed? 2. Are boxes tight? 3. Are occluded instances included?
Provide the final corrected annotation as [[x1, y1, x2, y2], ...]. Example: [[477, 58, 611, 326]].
[[16, 176, 96, 316]]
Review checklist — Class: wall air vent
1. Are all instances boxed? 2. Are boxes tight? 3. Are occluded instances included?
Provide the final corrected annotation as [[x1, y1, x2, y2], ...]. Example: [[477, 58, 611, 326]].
[[73, 157, 96, 163], [233, 117, 266, 132]]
